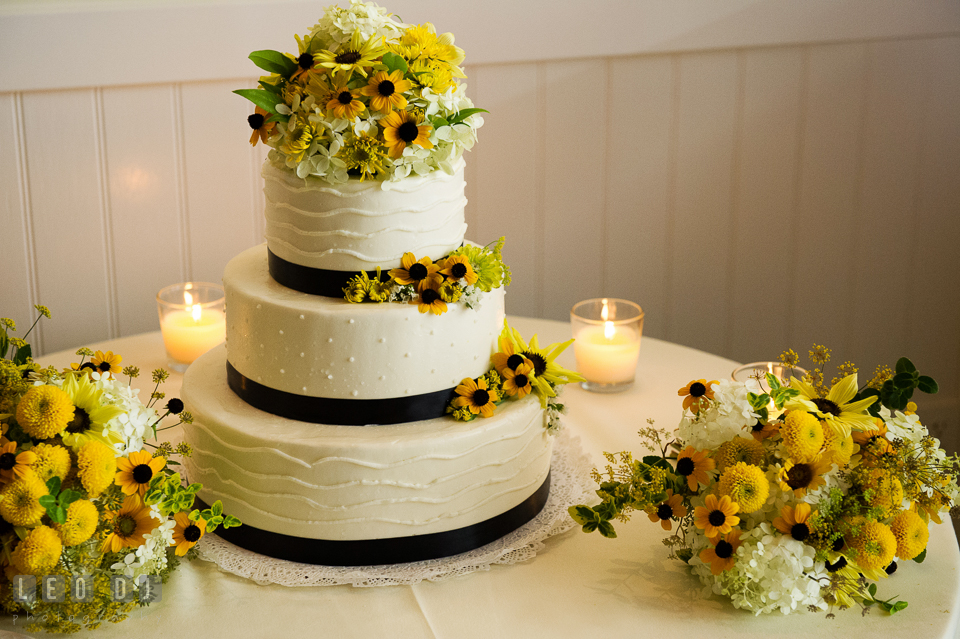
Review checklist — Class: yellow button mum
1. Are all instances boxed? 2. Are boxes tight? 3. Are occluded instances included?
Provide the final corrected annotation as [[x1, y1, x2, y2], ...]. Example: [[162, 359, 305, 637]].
[[780, 410, 824, 462], [15, 385, 74, 439], [77, 441, 117, 497], [11, 525, 62, 576], [0, 473, 48, 526], [717, 462, 769, 514], [890, 510, 928, 561], [29, 443, 72, 484], [56, 499, 100, 547], [714, 437, 765, 472], [848, 520, 896, 570]]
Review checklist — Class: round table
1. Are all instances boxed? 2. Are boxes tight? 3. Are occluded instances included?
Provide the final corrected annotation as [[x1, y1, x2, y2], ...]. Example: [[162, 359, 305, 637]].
[[5, 316, 959, 638]]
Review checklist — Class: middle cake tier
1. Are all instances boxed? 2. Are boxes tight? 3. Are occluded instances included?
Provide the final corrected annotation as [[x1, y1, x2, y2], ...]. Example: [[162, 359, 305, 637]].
[[225, 243, 505, 404]]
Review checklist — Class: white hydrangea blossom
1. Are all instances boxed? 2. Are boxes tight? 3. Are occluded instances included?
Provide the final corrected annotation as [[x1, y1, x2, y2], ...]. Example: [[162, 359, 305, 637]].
[[677, 379, 761, 451], [885, 409, 925, 445], [545, 387, 566, 434], [309, 0, 405, 49], [90, 373, 158, 454]]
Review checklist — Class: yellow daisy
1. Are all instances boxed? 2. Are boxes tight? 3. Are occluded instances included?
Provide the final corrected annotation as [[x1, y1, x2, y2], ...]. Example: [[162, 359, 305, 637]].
[[360, 70, 411, 113], [452, 377, 498, 418], [101, 495, 159, 553], [60, 372, 125, 450], [388, 252, 441, 292], [699, 529, 744, 575], [647, 489, 688, 532], [772, 502, 816, 542], [501, 361, 535, 399], [438, 254, 479, 286], [16, 385, 74, 439], [115, 451, 166, 496], [778, 457, 832, 498], [314, 30, 386, 78], [380, 109, 433, 159], [172, 511, 207, 557], [785, 373, 876, 439], [693, 494, 740, 538], [493, 322, 584, 407], [91, 350, 122, 376], [675, 446, 716, 491], [339, 132, 388, 181], [0, 440, 37, 485]]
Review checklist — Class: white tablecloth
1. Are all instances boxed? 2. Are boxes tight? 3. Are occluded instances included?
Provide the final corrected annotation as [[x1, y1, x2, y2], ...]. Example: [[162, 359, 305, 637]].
[[4, 316, 959, 638]]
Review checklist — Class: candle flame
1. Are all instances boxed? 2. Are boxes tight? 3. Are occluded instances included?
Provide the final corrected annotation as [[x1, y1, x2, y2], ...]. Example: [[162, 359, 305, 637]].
[[184, 290, 194, 307], [191, 304, 202, 322], [604, 321, 615, 340], [601, 299, 609, 322], [767, 363, 774, 375]]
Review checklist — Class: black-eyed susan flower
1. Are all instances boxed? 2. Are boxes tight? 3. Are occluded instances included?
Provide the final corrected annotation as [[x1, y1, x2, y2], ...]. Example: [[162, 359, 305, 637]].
[[699, 529, 744, 575], [248, 106, 277, 146], [502, 361, 535, 399], [381, 109, 433, 159], [16, 385, 74, 439], [675, 445, 715, 491], [772, 502, 816, 542], [414, 282, 448, 316], [678, 379, 717, 413], [717, 462, 770, 513], [0, 440, 37, 485], [10, 525, 62, 576], [438, 254, 478, 286], [172, 511, 207, 556], [0, 473, 47, 526], [852, 418, 892, 457], [289, 33, 322, 81], [55, 499, 99, 547], [890, 509, 928, 560], [102, 495, 159, 553], [748, 419, 779, 442], [785, 373, 875, 439], [28, 443, 71, 484], [389, 252, 441, 292], [91, 350, 122, 376], [694, 494, 740, 538], [60, 372, 125, 450], [314, 30, 387, 77], [360, 70, 412, 113], [493, 322, 584, 407], [777, 457, 831, 498], [76, 440, 117, 497], [453, 377, 498, 418], [714, 437, 765, 472], [325, 83, 365, 120], [340, 131, 388, 181], [847, 520, 897, 571], [115, 451, 166, 496], [779, 410, 825, 462], [647, 489, 688, 531]]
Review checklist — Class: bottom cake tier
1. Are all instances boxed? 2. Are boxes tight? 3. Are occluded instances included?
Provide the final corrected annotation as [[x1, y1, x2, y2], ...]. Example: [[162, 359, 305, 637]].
[[181, 345, 553, 565]]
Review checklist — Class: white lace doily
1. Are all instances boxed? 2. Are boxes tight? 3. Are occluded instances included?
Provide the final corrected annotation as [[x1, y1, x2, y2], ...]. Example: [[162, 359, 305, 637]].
[[194, 429, 594, 587]]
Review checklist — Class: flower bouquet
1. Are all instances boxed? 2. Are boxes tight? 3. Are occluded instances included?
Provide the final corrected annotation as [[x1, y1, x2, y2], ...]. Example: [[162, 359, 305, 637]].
[[0, 308, 239, 633], [570, 345, 958, 616], [236, 0, 485, 183]]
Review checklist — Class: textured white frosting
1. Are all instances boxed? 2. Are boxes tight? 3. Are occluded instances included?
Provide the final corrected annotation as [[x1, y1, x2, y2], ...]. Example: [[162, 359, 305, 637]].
[[182, 345, 551, 541], [224, 244, 505, 400], [263, 159, 467, 271]]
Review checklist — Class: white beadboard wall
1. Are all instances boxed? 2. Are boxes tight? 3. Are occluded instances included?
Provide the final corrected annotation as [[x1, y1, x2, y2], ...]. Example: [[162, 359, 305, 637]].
[[1, 2, 959, 443]]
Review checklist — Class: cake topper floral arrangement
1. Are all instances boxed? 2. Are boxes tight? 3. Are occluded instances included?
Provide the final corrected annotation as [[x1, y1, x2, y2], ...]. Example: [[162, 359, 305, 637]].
[[0, 308, 239, 633], [570, 345, 958, 616], [237, 0, 486, 184]]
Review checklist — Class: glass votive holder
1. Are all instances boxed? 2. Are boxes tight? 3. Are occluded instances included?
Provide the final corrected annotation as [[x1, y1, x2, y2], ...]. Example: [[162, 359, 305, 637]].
[[571, 298, 644, 393], [731, 362, 808, 385], [157, 282, 226, 372]]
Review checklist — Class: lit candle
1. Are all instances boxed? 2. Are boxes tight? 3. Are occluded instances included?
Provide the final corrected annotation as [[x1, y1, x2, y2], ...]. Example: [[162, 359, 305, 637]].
[[157, 283, 226, 369], [572, 298, 643, 389]]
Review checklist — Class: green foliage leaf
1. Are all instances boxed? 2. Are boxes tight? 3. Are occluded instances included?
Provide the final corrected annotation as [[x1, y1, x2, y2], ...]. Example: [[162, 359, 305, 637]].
[[381, 51, 408, 74], [766, 373, 783, 390], [747, 392, 771, 412], [233, 89, 285, 117], [582, 521, 598, 534], [895, 357, 917, 375], [894, 371, 916, 390], [38, 494, 56, 508], [45, 476, 61, 496], [258, 80, 283, 94], [892, 601, 908, 613], [211, 500, 224, 517], [917, 375, 939, 394], [0, 331, 9, 359], [223, 515, 242, 529], [52, 506, 66, 525], [60, 489, 81, 506], [447, 108, 489, 127], [597, 520, 617, 538], [568, 505, 595, 526], [868, 583, 878, 597], [13, 343, 31, 366], [913, 549, 927, 563], [675, 548, 693, 563], [248, 50, 297, 76]]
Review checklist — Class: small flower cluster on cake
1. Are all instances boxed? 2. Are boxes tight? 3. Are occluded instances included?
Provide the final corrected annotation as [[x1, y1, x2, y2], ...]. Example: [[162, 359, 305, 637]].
[[238, 0, 486, 184], [343, 238, 510, 315], [570, 346, 959, 617]]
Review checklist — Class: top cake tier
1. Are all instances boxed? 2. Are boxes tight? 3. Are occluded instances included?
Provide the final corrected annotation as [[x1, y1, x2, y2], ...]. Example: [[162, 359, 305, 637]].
[[263, 159, 467, 273]]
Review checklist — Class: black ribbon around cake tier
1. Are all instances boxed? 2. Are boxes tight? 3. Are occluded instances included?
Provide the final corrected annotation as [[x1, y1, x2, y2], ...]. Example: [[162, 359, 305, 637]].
[[227, 361, 457, 426], [268, 248, 389, 298], [196, 471, 551, 566]]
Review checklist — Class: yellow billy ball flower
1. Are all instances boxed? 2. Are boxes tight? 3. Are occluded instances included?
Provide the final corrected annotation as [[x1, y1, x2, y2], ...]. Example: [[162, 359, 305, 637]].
[[29, 443, 72, 484], [15, 385, 74, 439], [55, 499, 100, 547], [714, 437, 765, 472], [11, 525, 62, 576], [823, 426, 856, 468], [848, 520, 897, 571], [890, 510, 929, 561], [0, 473, 48, 526], [717, 462, 769, 514], [77, 441, 117, 497], [780, 410, 824, 462]]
